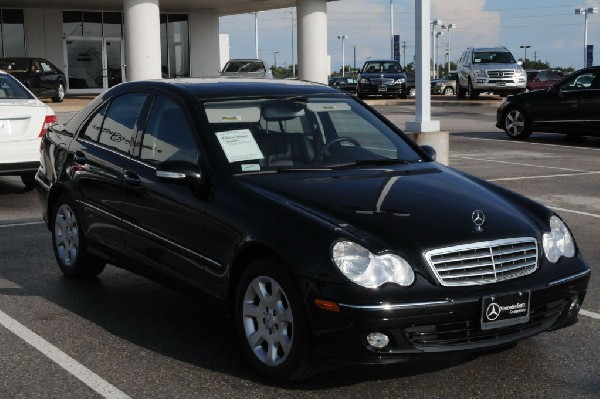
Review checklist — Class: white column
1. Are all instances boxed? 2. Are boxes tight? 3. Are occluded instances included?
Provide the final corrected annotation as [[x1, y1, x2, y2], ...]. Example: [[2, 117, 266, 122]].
[[189, 12, 221, 77], [124, 0, 162, 81], [406, 0, 440, 133], [297, 0, 328, 84]]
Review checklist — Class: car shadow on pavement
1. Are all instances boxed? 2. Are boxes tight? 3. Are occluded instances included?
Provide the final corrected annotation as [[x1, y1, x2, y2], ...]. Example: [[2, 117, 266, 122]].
[[0, 253, 514, 388]]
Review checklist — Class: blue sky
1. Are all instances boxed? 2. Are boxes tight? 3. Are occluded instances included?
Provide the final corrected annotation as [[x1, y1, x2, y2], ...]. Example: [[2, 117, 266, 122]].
[[220, 0, 600, 71]]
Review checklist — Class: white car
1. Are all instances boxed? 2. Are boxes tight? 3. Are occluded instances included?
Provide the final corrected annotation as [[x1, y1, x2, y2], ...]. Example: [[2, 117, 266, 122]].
[[0, 70, 56, 188]]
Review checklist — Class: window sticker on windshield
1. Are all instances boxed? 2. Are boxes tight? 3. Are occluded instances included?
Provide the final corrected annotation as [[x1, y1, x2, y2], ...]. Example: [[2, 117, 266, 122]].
[[216, 129, 264, 163], [307, 103, 351, 112], [241, 164, 261, 172]]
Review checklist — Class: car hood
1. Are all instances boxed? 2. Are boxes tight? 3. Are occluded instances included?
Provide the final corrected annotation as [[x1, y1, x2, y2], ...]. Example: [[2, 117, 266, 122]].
[[239, 164, 539, 254]]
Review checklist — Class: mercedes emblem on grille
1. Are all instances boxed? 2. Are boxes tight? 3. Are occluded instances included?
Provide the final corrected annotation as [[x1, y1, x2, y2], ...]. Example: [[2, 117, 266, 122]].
[[472, 210, 486, 232], [485, 302, 501, 321], [498, 72, 504, 77]]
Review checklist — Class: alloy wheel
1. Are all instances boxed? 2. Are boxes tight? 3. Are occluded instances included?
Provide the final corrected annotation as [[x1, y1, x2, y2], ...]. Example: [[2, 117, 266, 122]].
[[505, 109, 525, 137], [54, 204, 79, 266], [242, 275, 294, 366]]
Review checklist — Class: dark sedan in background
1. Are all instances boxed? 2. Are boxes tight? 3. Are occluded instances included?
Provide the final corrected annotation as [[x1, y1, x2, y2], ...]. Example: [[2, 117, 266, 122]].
[[356, 59, 408, 99], [0, 57, 66, 102], [36, 78, 589, 381], [497, 66, 600, 139]]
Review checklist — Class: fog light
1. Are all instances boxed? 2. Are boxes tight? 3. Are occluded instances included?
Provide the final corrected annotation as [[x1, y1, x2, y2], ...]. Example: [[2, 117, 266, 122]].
[[367, 332, 389, 349], [568, 297, 581, 317]]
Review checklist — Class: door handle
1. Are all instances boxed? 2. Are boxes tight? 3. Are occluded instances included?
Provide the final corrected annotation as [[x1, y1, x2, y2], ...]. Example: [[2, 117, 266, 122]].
[[123, 171, 141, 187]]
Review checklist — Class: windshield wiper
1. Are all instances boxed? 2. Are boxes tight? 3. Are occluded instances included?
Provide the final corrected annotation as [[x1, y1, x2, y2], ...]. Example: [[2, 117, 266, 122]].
[[354, 159, 414, 166], [276, 167, 333, 172]]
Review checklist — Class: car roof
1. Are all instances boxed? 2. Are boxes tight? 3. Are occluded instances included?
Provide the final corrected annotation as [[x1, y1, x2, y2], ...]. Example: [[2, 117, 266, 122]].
[[364, 59, 399, 63], [471, 47, 511, 52], [102, 78, 340, 101]]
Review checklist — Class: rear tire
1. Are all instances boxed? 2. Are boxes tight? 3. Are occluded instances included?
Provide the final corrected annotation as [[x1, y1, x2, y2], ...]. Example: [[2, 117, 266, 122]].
[[456, 79, 466, 99], [51, 194, 105, 277], [443, 86, 454, 95], [234, 257, 316, 381], [503, 107, 532, 140]]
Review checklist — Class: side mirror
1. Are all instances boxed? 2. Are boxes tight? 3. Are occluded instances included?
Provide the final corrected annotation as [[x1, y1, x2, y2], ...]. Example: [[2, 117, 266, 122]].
[[156, 161, 203, 186], [420, 145, 437, 161]]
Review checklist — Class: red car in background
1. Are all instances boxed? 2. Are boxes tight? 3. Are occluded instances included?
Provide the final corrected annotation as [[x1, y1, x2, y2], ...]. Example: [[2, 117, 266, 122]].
[[526, 69, 564, 91]]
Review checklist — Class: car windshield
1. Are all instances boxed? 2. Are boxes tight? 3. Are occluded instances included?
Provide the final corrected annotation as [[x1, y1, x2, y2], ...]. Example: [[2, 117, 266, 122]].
[[223, 61, 265, 73], [473, 52, 515, 64], [202, 95, 423, 174], [0, 74, 33, 99], [362, 62, 402, 73]]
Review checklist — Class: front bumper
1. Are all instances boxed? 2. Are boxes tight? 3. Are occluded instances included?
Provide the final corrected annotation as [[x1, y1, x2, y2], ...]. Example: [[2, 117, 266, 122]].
[[358, 82, 406, 96], [307, 264, 590, 364], [471, 79, 526, 92]]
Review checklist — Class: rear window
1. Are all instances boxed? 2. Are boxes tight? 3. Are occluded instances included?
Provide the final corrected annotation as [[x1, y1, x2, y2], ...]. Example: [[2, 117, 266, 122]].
[[0, 59, 29, 72], [0, 75, 33, 99]]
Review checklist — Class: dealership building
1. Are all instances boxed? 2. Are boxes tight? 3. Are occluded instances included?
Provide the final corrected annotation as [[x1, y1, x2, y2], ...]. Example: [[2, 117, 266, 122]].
[[0, 0, 333, 94]]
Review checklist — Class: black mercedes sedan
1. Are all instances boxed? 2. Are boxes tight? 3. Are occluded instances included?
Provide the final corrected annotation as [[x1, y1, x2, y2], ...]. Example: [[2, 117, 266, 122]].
[[356, 59, 407, 99], [497, 66, 600, 139], [35, 78, 590, 381], [0, 57, 66, 102]]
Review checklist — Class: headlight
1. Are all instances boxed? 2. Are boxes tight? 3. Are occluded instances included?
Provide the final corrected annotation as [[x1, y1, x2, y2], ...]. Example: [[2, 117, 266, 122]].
[[515, 69, 526, 77], [332, 241, 415, 288], [542, 215, 575, 263], [359, 78, 370, 84], [474, 69, 487, 77], [394, 78, 406, 84]]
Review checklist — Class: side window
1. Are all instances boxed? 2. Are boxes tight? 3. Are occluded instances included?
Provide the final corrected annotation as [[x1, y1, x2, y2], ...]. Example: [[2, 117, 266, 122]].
[[99, 93, 147, 153], [81, 104, 107, 141], [140, 96, 198, 165]]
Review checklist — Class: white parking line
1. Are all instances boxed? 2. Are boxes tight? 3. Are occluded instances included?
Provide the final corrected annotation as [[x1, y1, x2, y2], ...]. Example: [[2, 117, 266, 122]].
[[0, 221, 44, 228], [456, 156, 587, 172], [0, 309, 130, 399], [580, 309, 600, 320], [456, 136, 600, 152], [550, 207, 600, 219], [489, 171, 600, 182]]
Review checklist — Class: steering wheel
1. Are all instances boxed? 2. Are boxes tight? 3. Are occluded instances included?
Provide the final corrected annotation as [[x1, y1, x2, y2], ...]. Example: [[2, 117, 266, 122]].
[[313, 137, 361, 164]]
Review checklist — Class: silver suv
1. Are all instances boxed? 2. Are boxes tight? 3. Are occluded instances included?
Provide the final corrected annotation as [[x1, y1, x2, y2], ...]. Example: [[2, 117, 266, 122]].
[[456, 47, 526, 99]]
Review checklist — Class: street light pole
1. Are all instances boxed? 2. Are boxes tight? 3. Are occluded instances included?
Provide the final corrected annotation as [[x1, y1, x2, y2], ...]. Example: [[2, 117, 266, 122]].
[[441, 24, 456, 74], [435, 31, 444, 78], [337, 34, 348, 76], [273, 51, 279, 68], [575, 7, 598, 68], [254, 12, 259, 59], [285, 8, 296, 77], [390, 0, 394, 59], [430, 20, 442, 78], [519, 45, 531, 63]]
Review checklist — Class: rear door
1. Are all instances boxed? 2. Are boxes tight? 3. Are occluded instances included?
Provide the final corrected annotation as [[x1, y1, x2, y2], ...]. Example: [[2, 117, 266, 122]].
[[71, 91, 149, 255]]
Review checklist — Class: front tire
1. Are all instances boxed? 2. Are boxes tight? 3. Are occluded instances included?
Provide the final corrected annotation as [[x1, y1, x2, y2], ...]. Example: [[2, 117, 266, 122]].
[[456, 79, 466, 99], [51, 194, 105, 277], [20, 173, 36, 190], [503, 107, 532, 140], [235, 258, 315, 381], [468, 79, 480, 99], [443, 86, 454, 95], [51, 82, 65, 103]]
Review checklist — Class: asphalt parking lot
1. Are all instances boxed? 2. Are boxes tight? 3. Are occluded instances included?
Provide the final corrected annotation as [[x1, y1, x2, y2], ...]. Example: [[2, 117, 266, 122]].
[[0, 97, 598, 398]]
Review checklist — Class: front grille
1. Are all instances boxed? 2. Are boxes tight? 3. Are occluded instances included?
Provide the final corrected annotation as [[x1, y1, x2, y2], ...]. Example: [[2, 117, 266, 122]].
[[424, 238, 538, 286], [405, 299, 563, 349], [487, 70, 514, 79], [371, 78, 395, 85]]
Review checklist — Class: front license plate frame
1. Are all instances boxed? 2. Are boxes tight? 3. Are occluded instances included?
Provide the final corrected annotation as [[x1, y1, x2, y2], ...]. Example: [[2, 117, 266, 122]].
[[481, 291, 530, 330], [378, 85, 388, 92]]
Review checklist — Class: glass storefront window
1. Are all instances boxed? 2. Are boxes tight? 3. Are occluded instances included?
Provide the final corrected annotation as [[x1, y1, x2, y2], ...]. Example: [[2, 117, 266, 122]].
[[103, 12, 122, 37], [0, 9, 25, 57], [83, 12, 102, 37], [161, 14, 190, 78], [63, 11, 83, 36]]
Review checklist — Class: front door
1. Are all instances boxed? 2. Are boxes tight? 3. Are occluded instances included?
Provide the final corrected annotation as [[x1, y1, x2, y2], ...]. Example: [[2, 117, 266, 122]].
[[64, 37, 124, 94]]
